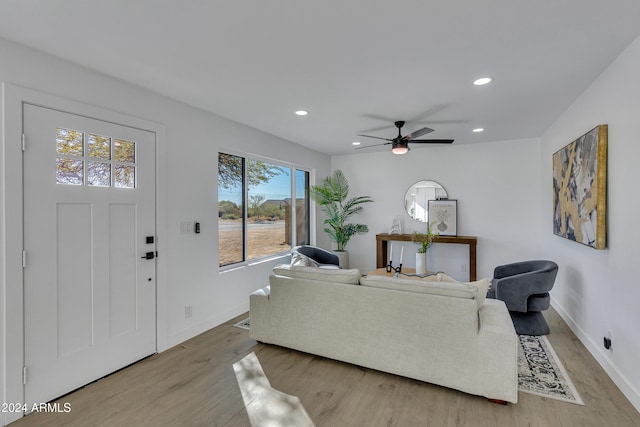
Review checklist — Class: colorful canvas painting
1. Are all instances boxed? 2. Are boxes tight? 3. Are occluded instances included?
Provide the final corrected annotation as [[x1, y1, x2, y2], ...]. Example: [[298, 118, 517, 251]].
[[552, 125, 607, 249]]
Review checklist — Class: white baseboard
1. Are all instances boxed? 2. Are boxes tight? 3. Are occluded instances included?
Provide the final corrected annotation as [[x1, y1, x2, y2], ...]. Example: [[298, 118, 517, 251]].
[[165, 302, 249, 350], [551, 298, 640, 413]]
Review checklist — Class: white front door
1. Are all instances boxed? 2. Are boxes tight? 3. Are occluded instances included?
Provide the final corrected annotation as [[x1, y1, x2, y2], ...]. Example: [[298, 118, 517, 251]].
[[22, 104, 157, 405]]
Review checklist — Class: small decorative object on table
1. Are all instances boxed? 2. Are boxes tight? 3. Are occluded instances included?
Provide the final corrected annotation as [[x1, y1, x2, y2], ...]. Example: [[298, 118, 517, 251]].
[[386, 243, 403, 275], [412, 222, 438, 275], [388, 218, 402, 234]]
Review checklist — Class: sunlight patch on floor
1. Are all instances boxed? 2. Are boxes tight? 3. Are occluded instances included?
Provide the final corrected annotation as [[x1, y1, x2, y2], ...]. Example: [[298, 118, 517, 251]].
[[233, 352, 315, 427]]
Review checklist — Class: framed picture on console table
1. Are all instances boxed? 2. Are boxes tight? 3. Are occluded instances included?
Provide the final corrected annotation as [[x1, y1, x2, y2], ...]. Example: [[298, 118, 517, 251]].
[[428, 199, 457, 236]]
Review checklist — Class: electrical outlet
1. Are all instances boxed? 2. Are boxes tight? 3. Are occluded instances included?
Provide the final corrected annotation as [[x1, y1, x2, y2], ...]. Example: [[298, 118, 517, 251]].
[[461, 263, 467, 273], [185, 305, 193, 318], [604, 330, 612, 350]]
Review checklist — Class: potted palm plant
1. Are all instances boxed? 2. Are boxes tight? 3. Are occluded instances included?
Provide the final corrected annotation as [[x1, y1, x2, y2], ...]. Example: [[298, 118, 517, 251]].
[[412, 222, 438, 275], [310, 169, 373, 267]]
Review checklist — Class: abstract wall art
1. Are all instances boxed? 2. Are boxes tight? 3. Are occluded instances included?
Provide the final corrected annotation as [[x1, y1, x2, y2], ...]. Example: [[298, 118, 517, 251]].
[[552, 125, 608, 249]]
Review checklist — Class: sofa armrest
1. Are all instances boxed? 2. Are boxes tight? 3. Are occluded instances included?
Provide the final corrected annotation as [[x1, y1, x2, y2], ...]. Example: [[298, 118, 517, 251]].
[[252, 285, 270, 298], [479, 299, 516, 336], [249, 286, 270, 341], [476, 299, 518, 403]]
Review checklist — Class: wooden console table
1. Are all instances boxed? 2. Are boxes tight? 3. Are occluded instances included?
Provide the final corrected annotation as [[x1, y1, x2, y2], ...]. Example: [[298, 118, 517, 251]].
[[376, 234, 478, 281]]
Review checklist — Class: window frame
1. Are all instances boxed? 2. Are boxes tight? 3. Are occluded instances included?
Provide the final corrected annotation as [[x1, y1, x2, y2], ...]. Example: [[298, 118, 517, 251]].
[[218, 151, 311, 270]]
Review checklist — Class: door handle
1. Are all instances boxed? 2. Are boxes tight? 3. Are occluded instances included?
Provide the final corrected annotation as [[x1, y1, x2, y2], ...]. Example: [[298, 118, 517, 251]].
[[141, 251, 155, 260]]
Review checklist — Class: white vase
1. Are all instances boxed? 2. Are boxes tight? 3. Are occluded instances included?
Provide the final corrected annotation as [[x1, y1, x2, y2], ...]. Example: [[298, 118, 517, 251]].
[[416, 252, 427, 275], [334, 251, 349, 268]]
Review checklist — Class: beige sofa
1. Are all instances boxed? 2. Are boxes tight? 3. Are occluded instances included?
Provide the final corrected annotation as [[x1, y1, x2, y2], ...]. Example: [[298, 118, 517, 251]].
[[250, 264, 518, 403]]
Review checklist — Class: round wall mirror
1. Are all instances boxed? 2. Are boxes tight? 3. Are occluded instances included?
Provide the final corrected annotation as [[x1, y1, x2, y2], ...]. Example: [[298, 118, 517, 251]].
[[404, 180, 448, 223]]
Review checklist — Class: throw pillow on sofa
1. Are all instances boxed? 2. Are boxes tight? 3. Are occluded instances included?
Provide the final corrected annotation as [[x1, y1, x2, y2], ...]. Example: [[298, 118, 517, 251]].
[[273, 264, 361, 285], [467, 278, 490, 307], [290, 251, 319, 267]]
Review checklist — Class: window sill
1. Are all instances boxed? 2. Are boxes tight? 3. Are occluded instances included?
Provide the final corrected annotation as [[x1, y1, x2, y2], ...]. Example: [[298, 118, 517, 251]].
[[219, 252, 290, 274]]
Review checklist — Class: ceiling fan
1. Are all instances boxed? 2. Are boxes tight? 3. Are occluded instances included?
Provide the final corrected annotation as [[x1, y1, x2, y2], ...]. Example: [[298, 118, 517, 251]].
[[356, 120, 454, 154]]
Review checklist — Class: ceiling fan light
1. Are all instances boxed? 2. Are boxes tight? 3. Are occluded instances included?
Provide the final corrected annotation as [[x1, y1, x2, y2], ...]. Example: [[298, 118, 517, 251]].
[[391, 140, 409, 155], [392, 146, 409, 155]]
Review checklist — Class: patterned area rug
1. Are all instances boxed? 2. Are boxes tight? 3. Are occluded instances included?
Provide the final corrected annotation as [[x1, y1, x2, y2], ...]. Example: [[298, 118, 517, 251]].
[[235, 319, 583, 405], [233, 318, 251, 330], [518, 335, 584, 405]]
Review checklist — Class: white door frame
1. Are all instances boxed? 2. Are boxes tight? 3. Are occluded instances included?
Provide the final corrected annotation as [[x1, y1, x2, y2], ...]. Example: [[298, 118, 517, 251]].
[[1, 83, 168, 426]]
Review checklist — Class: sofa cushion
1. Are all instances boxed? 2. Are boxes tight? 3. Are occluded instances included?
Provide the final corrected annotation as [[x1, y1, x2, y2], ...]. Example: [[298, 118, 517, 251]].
[[360, 275, 491, 309], [272, 264, 361, 285], [360, 275, 475, 299], [400, 272, 460, 282], [435, 273, 461, 283], [403, 273, 490, 307]]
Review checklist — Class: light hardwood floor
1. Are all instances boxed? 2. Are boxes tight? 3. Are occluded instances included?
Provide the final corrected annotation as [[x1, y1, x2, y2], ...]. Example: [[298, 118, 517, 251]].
[[11, 307, 640, 427]]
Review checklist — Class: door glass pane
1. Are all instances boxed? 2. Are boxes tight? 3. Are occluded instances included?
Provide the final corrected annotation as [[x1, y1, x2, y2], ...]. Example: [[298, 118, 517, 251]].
[[88, 134, 111, 160], [218, 153, 244, 266], [114, 165, 135, 188], [53, 127, 138, 189], [114, 139, 135, 163], [295, 169, 310, 246], [247, 160, 290, 260], [56, 158, 84, 185], [56, 128, 84, 156], [88, 162, 111, 187]]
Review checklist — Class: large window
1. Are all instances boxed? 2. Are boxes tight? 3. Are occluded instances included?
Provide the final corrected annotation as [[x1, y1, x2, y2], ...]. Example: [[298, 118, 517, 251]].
[[218, 153, 310, 267], [295, 169, 310, 246]]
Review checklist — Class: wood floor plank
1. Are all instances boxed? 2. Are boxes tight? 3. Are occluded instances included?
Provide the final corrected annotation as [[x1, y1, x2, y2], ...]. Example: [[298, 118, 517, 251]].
[[9, 309, 640, 427]]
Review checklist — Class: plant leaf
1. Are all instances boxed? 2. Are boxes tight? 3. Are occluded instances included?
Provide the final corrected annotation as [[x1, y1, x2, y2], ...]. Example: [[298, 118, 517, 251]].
[[309, 169, 374, 251]]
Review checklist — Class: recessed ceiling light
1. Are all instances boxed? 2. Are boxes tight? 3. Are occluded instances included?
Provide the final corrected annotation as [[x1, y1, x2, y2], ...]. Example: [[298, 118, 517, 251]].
[[352, 141, 361, 146], [473, 128, 485, 133], [473, 77, 493, 86], [295, 110, 308, 116]]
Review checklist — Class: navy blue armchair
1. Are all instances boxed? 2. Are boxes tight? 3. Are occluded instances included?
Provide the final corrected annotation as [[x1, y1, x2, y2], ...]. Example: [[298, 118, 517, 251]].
[[487, 260, 558, 335]]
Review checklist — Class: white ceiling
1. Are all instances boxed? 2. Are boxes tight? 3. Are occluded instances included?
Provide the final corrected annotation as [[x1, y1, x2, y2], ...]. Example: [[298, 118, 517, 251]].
[[1, 1, 639, 155]]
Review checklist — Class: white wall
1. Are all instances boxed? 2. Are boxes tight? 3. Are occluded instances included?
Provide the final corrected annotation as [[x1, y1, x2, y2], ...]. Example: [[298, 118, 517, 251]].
[[3, 26, 639, 419], [0, 37, 330, 424], [540, 35, 640, 410], [331, 137, 543, 280], [331, 33, 640, 411]]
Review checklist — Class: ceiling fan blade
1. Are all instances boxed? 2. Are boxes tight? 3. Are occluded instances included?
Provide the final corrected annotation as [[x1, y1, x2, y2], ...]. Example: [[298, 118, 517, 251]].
[[362, 113, 399, 123], [359, 124, 396, 133], [403, 127, 434, 140], [354, 142, 391, 149], [409, 139, 455, 144], [357, 134, 393, 142]]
